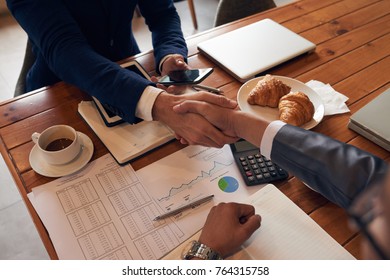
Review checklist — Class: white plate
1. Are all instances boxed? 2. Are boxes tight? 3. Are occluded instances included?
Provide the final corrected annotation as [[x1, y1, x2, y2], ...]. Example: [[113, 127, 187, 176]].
[[237, 76, 325, 129], [29, 132, 94, 178]]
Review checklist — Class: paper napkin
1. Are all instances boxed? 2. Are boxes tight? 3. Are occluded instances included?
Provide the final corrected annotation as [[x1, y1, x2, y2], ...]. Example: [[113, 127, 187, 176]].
[[306, 80, 350, 116]]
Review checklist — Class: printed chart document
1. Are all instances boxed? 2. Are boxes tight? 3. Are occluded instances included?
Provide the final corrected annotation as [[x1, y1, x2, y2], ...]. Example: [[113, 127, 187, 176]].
[[165, 184, 355, 260], [28, 154, 202, 260], [78, 101, 174, 164]]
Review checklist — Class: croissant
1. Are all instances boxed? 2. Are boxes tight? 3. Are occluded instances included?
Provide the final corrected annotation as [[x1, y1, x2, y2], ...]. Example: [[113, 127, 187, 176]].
[[247, 74, 291, 107], [278, 91, 315, 126]]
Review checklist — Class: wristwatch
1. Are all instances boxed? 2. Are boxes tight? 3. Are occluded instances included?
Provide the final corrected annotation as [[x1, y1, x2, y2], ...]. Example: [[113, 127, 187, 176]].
[[181, 240, 223, 260]]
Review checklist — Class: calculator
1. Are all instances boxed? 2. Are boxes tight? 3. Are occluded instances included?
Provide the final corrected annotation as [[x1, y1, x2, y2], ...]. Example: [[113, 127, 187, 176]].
[[230, 139, 288, 186]]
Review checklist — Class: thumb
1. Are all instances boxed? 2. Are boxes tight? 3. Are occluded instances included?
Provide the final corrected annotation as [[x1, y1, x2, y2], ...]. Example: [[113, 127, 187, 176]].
[[174, 57, 188, 70], [240, 214, 262, 239]]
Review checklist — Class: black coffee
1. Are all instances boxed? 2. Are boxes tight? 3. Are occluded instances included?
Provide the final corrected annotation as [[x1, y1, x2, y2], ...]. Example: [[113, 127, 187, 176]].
[[45, 138, 73, 151]]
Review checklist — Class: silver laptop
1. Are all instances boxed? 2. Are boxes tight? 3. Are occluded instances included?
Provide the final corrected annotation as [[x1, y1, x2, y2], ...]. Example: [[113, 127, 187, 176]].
[[197, 18, 316, 82], [348, 88, 390, 151]]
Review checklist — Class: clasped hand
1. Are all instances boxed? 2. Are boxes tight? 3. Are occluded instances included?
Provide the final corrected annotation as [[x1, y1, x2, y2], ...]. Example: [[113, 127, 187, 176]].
[[153, 91, 239, 147], [151, 55, 240, 148], [199, 203, 261, 258]]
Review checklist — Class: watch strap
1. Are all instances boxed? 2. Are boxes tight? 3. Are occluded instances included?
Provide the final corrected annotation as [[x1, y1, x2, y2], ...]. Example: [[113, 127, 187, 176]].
[[183, 240, 223, 260]]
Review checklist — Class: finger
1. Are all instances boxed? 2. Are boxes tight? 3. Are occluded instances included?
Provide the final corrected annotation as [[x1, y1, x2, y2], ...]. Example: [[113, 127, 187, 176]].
[[176, 92, 238, 112], [166, 85, 189, 94], [237, 204, 256, 219], [204, 133, 238, 147], [187, 127, 237, 148], [173, 132, 182, 140], [162, 55, 188, 74], [175, 59, 187, 69], [173, 133, 190, 145], [156, 83, 168, 90], [173, 100, 205, 114], [195, 123, 226, 147], [190, 92, 237, 108], [171, 54, 186, 66], [240, 214, 262, 238], [183, 130, 220, 147], [166, 86, 176, 94]]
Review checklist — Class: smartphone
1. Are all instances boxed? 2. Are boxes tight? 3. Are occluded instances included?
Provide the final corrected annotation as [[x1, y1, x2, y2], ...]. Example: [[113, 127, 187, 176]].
[[230, 139, 288, 186], [158, 68, 213, 85], [93, 60, 151, 127]]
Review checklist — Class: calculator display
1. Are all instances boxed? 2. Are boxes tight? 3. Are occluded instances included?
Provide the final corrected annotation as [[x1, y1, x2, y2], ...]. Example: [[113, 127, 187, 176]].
[[233, 140, 258, 152]]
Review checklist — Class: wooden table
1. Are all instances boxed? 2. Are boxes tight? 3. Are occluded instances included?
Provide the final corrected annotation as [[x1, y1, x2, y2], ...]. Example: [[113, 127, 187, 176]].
[[1, 0, 389, 260]]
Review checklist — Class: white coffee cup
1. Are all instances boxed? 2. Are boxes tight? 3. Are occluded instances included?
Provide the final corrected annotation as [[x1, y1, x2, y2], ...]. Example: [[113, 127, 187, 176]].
[[31, 125, 81, 165]]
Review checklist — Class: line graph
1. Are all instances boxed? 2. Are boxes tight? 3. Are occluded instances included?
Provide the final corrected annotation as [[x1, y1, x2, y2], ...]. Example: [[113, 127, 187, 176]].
[[136, 145, 254, 219], [157, 160, 233, 202], [136, 145, 258, 237]]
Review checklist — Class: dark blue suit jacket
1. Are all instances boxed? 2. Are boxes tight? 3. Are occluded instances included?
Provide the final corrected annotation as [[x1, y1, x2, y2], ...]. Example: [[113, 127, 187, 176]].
[[271, 125, 388, 209], [7, 0, 188, 123]]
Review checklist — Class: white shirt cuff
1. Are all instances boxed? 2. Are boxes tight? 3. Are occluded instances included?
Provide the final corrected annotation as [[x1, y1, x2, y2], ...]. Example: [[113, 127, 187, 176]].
[[135, 86, 164, 121], [260, 120, 286, 159]]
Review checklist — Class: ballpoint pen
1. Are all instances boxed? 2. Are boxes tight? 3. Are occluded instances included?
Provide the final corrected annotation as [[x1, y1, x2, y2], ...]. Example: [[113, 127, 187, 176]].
[[192, 84, 224, 94], [153, 194, 214, 221]]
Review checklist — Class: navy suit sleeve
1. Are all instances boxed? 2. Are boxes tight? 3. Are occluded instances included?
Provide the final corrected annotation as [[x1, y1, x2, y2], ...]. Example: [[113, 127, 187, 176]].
[[270, 125, 388, 209], [7, 0, 187, 124], [139, 0, 188, 72]]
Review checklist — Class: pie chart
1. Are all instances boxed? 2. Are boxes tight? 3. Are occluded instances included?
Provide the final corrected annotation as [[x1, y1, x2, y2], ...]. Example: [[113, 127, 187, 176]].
[[218, 176, 239, 193]]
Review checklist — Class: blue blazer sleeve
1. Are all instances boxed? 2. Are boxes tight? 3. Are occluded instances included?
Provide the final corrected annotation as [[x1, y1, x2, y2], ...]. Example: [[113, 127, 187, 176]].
[[7, 0, 187, 124], [270, 124, 388, 209]]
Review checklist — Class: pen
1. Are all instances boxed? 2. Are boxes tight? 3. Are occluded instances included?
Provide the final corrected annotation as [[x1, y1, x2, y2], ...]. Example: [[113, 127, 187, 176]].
[[153, 194, 214, 221], [192, 84, 224, 94]]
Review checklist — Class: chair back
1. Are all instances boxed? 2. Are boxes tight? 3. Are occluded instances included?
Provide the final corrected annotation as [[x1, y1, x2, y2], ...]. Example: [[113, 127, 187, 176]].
[[214, 0, 276, 27], [14, 39, 35, 97]]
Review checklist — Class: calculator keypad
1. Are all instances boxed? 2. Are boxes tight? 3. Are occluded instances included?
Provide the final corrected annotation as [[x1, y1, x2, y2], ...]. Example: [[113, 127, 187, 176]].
[[236, 153, 288, 186]]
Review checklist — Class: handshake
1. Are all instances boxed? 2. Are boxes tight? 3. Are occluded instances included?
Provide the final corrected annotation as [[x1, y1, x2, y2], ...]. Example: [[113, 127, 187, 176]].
[[152, 90, 269, 149], [151, 55, 268, 148]]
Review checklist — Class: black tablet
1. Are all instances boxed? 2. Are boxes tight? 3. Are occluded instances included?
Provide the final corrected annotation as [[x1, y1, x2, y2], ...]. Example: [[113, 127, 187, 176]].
[[93, 60, 151, 127]]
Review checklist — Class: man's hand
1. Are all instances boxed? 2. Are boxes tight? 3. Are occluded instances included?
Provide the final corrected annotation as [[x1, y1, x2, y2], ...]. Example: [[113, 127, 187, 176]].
[[160, 54, 188, 75], [152, 91, 238, 147], [151, 54, 189, 94], [199, 203, 261, 258], [173, 98, 269, 147], [172, 97, 239, 139]]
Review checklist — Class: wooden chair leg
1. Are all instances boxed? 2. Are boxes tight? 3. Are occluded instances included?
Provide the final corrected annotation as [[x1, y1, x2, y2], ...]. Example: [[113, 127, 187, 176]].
[[187, 0, 198, 29]]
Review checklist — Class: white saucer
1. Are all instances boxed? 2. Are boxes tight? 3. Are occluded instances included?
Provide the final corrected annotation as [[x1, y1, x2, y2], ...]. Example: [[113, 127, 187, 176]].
[[29, 132, 94, 178]]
